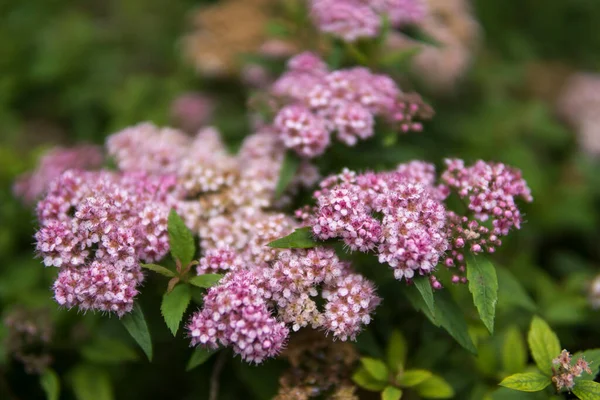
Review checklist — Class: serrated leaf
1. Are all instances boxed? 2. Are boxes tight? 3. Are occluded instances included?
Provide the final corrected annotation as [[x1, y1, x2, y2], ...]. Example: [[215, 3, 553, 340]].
[[275, 151, 300, 199], [70, 365, 114, 400], [497, 267, 536, 312], [387, 330, 408, 372], [403, 284, 438, 326], [186, 347, 216, 371], [121, 303, 153, 361], [572, 380, 600, 400], [528, 316, 560, 376], [415, 375, 455, 399], [499, 373, 551, 392], [188, 274, 223, 288], [502, 326, 527, 374], [361, 357, 389, 382], [467, 254, 498, 334], [267, 227, 318, 249], [141, 263, 175, 278], [352, 367, 388, 392], [381, 386, 403, 400], [413, 276, 435, 317], [81, 338, 138, 364], [399, 369, 432, 387], [168, 209, 196, 266], [573, 349, 600, 380], [434, 290, 478, 355], [40, 368, 60, 400], [161, 284, 192, 336]]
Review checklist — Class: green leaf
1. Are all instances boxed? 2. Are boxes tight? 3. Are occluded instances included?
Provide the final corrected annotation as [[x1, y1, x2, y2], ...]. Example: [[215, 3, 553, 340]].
[[503, 326, 527, 374], [401, 25, 442, 47], [414, 276, 435, 317], [275, 151, 300, 199], [381, 386, 403, 400], [399, 369, 432, 387], [403, 284, 438, 326], [267, 227, 319, 249], [141, 263, 175, 278], [161, 284, 192, 336], [499, 373, 551, 392], [573, 349, 600, 380], [168, 209, 196, 266], [188, 274, 223, 288], [361, 357, 389, 382], [434, 290, 478, 355], [496, 267, 536, 312], [121, 303, 153, 361], [386, 330, 408, 372], [186, 347, 217, 371], [70, 365, 114, 400], [527, 316, 560, 376], [415, 375, 455, 399], [81, 338, 138, 364], [40, 368, 60, 400], [466, 254, 498, 334], [352, 367, 388, 392], [572, 380, 600, 400]]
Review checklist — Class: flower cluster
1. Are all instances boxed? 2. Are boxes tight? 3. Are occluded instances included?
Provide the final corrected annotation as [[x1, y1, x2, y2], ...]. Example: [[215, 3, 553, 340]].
[[551, 349, 592, 391], [306, 159, 532, 285], [272, 52, 432, 157], [13, 145, 104, 204], [309, 0, 427, 42]]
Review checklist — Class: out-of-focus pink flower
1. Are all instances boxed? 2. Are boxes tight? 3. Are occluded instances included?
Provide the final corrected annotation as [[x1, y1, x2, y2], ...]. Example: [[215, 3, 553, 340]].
[[170, 92, 214, 133]]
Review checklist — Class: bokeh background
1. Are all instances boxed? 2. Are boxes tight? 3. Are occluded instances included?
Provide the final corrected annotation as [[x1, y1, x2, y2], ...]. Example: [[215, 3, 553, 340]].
[[1, 0, 599, 399]]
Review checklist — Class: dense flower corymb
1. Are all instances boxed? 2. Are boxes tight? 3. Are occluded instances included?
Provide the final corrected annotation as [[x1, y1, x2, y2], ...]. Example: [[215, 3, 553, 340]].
[[551, 350, 592, 391]]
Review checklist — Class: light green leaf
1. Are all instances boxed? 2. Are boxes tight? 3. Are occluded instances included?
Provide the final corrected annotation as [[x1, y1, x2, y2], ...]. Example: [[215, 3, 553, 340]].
[[186, 347, 217, 371], [527, 316, 560, 376], [161, 284, 192, 336], [188, 274, 223, 288], [386, 330, 408, 372], [503, 326, 527, 374], [168, 209, 196, 266], [275, 151, 300, 199], [141, 263, 175, 278], [496, 267, 536, 312], [70, 365, 114, 400], [40, 368, 60, 400], [572, 380, 600, 400], [415, 375, 455, 399], [434, 290, 478, 355], [499, 373, 551, 392], [414, 276, 435, 317], [361, 357, 389, 382], [466, 254, 498, 334], [573, 349, 600, 380], [121, 303, 153, 361], [267, 227, 319, 249], [381, 386, 403, 400], [352, 367, 388, 392], [399, 369, 432, 387], [81, 338, 138, 364]]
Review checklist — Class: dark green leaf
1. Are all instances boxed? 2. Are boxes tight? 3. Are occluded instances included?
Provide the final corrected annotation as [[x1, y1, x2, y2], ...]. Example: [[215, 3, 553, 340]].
[[502, 326, 527, 374], [381, 386, 402, 400], [401, 25, 442, 47], [415, 375, 455, 398], [467, 254, 498, 334], [40, 368, 60, 400], [81, 338, 138, 364], [188, 274, 223, 288], [70, 365, 114, 400], [168, 209, 196, 266], [528, 316, 560, 376], [572, 380, 600, 400], [434, 290, 478, 355], [499, 373, 551, 392], [497, 267, 536, 312], [275, 151, 300, 199], [403, 284, 438, 326], [161, 284, 192, 336], [352, 367, 387, 392], [121, 303, 153, 361], [414, 276, 435, 317], [141, 263, 175, 278], [361, 357, 389, 382], [186, 347, 216, 371], [386, 330, 408, 372], [267, 227, 319, 249]]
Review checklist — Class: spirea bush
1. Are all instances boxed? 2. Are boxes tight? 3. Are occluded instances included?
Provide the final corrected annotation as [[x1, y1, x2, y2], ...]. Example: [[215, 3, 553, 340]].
[[3, 1, 600, 400]]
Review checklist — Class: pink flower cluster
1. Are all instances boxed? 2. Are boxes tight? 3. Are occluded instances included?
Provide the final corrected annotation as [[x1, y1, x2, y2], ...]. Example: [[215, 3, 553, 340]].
[[36, 170, 176, 316], [306, 160, 532, 285], [309, 0, 427, 42], [188, 209, 380, 363], [13, 145, 104, 204], [551, 350, 592, 391], [272, 53, 432, 157]]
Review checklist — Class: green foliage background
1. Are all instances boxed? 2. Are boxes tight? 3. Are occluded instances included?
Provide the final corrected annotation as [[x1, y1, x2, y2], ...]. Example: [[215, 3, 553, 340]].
[[1, 0, 599, 399]]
